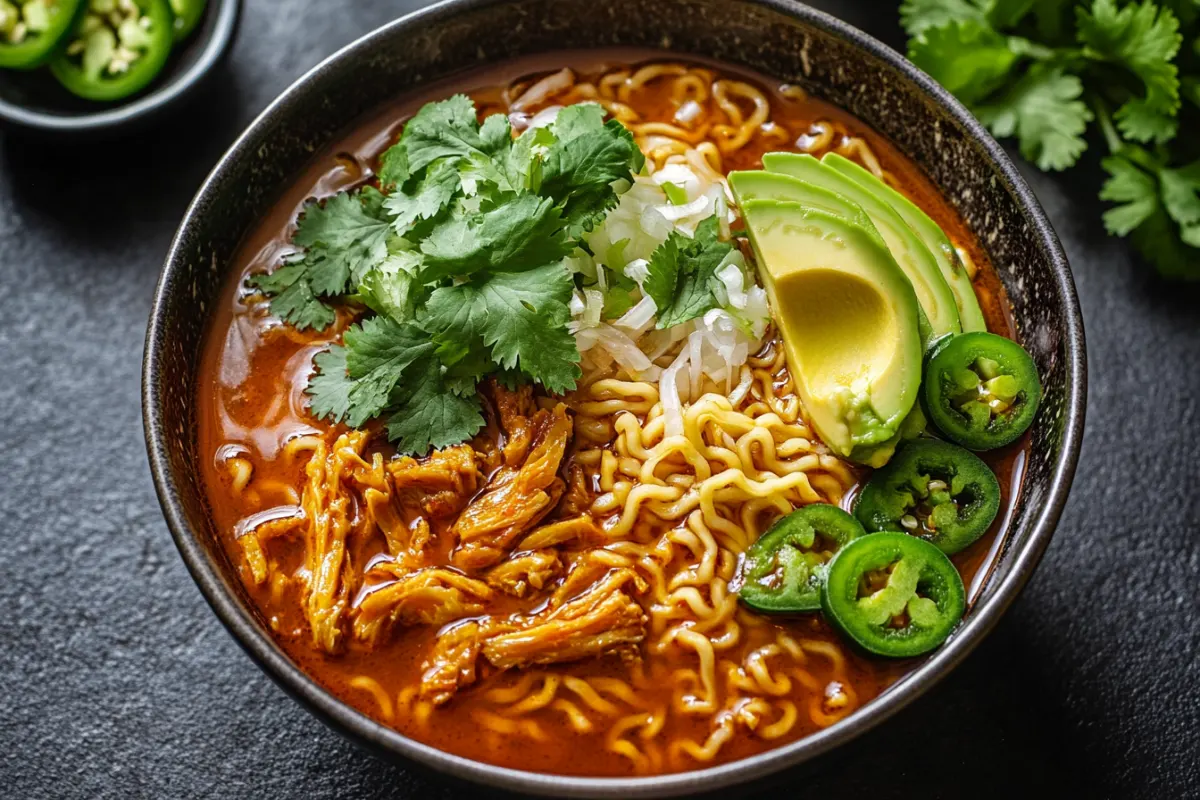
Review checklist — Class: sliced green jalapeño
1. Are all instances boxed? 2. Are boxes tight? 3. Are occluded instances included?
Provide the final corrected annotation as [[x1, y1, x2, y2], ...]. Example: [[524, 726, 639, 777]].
[[854, 438, 1000, 554], [0, 0, 83, 69], [924, 331, 1041, 450], [821, 532, 965, 658], [167, 0, 204, 40], [49, 0, 173, 101], [738, 504, 866, 613]]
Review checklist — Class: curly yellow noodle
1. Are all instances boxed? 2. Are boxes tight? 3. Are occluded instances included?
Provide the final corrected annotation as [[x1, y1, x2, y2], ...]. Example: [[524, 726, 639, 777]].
[[350, 675, 395, 725]]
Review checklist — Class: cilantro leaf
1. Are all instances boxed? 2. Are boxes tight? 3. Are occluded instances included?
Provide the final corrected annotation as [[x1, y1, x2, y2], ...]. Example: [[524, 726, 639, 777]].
[[249, 189, 392, 329], [900, 0, 987, 36], [908, 19, 1021, 105], [307, 345, 352, 423], [540, 106, 646, 237], [1100, 154, 1159, 235], [421, 281, 488, 366], [384, 159, 461, 235], [476, 263, 581, 393], [377, 143, 409, 189], [1100, 153, 1200, 279], [307, 317, 436, 428], [386, 358, 485, 456], [1159, 160, 1200, 226], [505, 125, 555, 191], [643, 216, 735, 329], [247, 259, 337, 330], [293, 190, 391, 278], [357, 251, 422, 323], [420, 193, 571, 278], [1077, 0, 1182, 144], [975, 64, 1093, 170]]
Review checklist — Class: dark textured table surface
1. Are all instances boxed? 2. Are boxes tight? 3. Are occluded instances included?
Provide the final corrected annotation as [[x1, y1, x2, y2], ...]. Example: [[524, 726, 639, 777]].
[[2, 1, 1197, 798]]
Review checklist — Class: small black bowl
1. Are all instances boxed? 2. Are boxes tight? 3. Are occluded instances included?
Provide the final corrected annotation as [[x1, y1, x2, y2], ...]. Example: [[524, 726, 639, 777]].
[[144, 0, 1087, 796], [0, 0, 239, 134]]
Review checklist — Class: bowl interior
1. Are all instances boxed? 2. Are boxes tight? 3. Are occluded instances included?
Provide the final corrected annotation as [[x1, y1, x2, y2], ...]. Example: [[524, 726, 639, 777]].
[[144, 0, 1084, 795], [0, 0, 239, 131]]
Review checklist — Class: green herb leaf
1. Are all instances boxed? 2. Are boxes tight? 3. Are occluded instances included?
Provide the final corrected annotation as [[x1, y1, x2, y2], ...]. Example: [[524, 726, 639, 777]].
[[384, 159, 462, 235], [247, 259, 337, 331], [420, 193, 571, 279], [899, 0, 987, 37], [1077, 0, 1182, 144], [338, 317, 437, 427], [476, 263, 581, 392], [397, 95, 492, 175], [357, 251, 423, 323], [975, 64, 1093, 170], [644, 216, 735, 329], [307, 345, 352, 423], [386, 357, 486, 456], [1100, 154, 1159, 235], [539, 106, 646, 237], [1100, 152, 1200, 279], [908, 19, 1022, 105]]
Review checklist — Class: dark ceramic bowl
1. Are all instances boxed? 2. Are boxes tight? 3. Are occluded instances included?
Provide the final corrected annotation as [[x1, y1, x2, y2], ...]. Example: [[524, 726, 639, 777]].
[[0, 0, 240, 134], [143, 0, 1086, 796]]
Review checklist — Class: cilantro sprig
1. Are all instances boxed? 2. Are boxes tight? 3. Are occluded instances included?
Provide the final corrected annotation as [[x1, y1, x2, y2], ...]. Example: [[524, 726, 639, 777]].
[[902, 0, 1200, 279], [249, 97, 645, 454]]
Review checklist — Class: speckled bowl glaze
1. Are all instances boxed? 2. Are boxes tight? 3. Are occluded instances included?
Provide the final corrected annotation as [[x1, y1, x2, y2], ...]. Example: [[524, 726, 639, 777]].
[[143, 0, 1086, 796]]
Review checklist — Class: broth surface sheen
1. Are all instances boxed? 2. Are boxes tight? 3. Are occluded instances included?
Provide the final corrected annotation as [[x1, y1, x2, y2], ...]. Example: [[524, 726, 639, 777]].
[[198, 51, 1025, 777]]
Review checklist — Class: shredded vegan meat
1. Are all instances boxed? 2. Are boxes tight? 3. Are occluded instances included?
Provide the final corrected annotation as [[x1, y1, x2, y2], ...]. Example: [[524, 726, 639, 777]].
[[484, 549, 563, 598], [420, 621, 485, 705], [450, 402, 572, 571], [481, 568, 647, 670], [353, 564, 493, 645]]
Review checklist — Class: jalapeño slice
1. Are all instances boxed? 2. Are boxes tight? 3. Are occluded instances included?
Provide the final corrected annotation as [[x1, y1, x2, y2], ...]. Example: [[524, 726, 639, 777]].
[[821, 532, 965, 658], [167, 0, 204, 40], [49, 0, 173, 102], [738, 504, 866, 613], [0, 0, 83, 70], [854, 438, 1000, 554], [924, 331, 1041, 450]]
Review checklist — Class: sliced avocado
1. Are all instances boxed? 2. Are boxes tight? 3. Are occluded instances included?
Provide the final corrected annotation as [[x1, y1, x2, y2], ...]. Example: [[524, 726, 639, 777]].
[[729, 171, 883, 240], [823, 153, 987, 332], [761, 153, 961, 344], [739, 199, 922, 463]]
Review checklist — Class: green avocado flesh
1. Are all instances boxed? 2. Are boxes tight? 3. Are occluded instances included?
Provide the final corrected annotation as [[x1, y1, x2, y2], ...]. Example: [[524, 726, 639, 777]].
[[730, 168, 927, 466], [737, 199, 922, 462], [823, 153, 987, 333], [760, 152, 961, 344]]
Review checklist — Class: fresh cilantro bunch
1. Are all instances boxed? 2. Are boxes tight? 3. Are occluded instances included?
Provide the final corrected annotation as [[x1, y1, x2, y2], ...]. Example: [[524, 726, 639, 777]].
[[902, 0, 1200, 279], [249, 97, 646, 454]]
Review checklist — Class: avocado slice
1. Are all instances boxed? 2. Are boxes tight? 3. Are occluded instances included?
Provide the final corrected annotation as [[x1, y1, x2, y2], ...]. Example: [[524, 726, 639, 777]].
[[729, 170, 884, 240], [823, 153, 987, 332], [760, 153, 961, 344], [739, 199, 922, 463]]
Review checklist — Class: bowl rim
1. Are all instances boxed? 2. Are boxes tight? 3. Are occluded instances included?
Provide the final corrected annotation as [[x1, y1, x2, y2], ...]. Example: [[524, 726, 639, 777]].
[[142, 0, 1087, 795], [0, 0, 241, 133]]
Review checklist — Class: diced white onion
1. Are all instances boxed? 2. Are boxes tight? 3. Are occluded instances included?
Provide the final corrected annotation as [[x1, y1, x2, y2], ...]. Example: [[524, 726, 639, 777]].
[[569, 291, 586, 317], [657, 193, 711, 222], [528, 104, 563, 129], [623, 258, 649, 286], [652, 163, 702, 200], [590, 324, 660, 379], [582, 289, 604, 328], [675, 100, 703, 125], [614, 294, 657, 336], [659, 347, 690, 438], [728, 366, 754, 406]]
